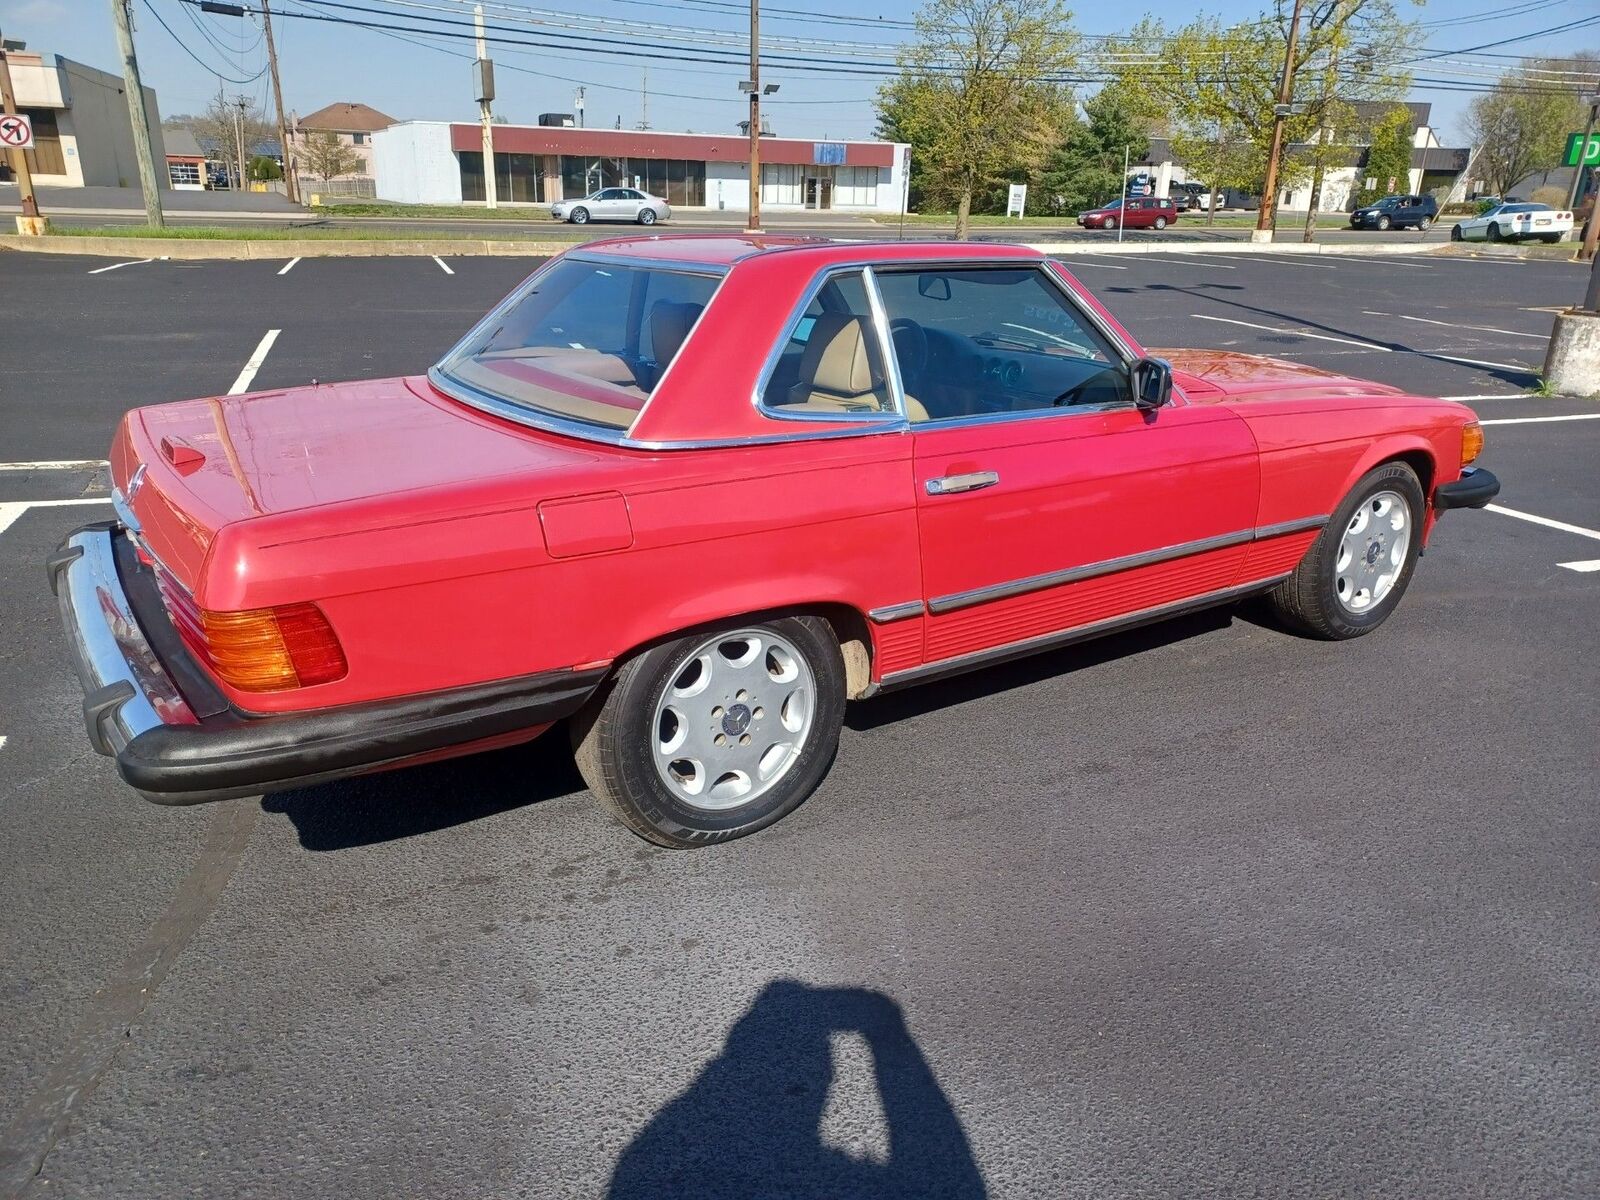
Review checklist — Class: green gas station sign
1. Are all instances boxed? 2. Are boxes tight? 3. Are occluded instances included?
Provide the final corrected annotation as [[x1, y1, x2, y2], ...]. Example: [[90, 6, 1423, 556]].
[[1564, 132, 1600, 167]]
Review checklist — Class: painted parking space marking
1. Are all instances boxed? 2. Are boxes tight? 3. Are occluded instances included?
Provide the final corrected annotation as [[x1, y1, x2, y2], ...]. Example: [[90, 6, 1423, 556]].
[[1221, 254, 1338, 270], [1559, 559, 1600, 572], [1143, 254, 1237, 269], [1479, 413, 1600, 426], [0, 460, 109, 471], [1442, 394, 1532, 401], [433, 256, 455, 275], [278, 257, 301, 276], [1429, 351, 1534, 373], [1485, 504, 1600, 541], [87, 259, 154, 275], [0, 498, 113, 538], [1362, 311, 1548, 341], [228, 329, 281, 396], [1190, 313, 1391, 351], [1057, 259, 1129, 270]]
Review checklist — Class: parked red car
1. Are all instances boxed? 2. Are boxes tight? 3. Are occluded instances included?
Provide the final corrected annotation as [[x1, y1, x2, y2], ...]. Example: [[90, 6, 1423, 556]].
[[1077, 197, 1180, 230], [51, 236, 1499, 846]]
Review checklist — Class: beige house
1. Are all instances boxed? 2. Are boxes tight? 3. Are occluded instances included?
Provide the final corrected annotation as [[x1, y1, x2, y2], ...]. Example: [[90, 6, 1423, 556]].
[[0, 47, 165, 189], [288, 102, 395, 192]]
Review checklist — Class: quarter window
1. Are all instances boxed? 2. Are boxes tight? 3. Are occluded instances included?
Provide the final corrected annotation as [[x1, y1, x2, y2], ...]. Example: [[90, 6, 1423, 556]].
[[873, 266, 1133, 422], [760, 270, 893, 418]]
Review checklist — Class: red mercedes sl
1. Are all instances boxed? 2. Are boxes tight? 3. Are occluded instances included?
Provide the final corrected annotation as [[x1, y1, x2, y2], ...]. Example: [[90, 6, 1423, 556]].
[[50, 236, 1499, 847]]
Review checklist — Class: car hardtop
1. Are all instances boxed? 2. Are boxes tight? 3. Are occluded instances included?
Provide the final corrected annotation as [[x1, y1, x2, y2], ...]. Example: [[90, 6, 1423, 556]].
[[568, 233, 1046, 271]]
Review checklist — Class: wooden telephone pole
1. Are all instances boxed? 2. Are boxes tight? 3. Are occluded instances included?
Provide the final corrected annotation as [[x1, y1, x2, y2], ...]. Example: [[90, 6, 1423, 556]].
[[260, 0, 297, 203], [0, 24, 47, 233], [1254, 0, 1304, 243], [108, 0, 164, 227]]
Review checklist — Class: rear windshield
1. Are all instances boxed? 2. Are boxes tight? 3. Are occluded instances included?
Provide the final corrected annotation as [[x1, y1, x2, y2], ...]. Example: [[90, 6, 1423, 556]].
[[436, 257, 719, 430]]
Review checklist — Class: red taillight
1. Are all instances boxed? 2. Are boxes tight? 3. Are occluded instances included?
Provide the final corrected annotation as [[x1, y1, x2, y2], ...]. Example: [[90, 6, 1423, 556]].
[[172, 595, 347, 692]]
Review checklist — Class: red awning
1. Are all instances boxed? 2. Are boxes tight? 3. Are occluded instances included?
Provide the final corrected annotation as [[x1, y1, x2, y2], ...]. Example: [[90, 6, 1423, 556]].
[[447, 124, 894, 168]]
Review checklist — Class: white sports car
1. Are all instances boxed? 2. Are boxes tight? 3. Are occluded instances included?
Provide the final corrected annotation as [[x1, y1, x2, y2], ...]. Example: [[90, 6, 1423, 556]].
[[1450, 202, 1573, 244]]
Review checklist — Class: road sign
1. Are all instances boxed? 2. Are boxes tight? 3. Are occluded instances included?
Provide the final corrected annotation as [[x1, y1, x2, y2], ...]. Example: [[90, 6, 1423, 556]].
[[1564, 132, 1600, 167], [0, 113, 33, 150]]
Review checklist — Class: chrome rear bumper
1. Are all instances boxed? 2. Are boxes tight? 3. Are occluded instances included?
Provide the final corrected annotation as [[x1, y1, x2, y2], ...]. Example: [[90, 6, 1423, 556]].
[[46, 525, 197, 757]]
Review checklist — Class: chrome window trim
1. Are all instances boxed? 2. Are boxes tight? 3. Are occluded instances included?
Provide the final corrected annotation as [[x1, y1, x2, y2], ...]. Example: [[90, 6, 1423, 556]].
[[867, 600, 925, 624], [874, 575, 1292, 693], [926, 517, 1329, 616], [863, 266, 908, 421], [750, 263, 912, 428]]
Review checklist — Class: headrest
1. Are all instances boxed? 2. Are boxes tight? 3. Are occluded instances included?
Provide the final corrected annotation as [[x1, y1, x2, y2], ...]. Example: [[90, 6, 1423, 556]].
[[650, 300, 703, 366], [798, 313, 880, 398]]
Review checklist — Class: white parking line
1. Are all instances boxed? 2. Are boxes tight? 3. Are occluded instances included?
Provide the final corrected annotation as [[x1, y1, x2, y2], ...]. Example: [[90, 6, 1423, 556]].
[[87, 258, 153, 275], [1145, 254, 1237, 269], [1485, 504, 1600, 541], [277, 257, 301, 276], [0, 498, 113, 537], [1362, 311, 1548, 341], [228, 329, 281, 396], [1059, 260, 1128, 270], [1429, 351, 1534, 373], [1441, 394, 1530, 401], [1227, 254, 1338, 270], [0, 460, 109, 471], [1191, 313, 1392, 350], [433, 256, 455, 275], [1480, 413, 1600, 426], [1559, 559, 1600, 572]]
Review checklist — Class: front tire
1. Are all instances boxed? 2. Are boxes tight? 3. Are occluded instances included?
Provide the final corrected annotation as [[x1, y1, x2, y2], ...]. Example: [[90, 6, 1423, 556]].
[[1267, 462, 1425, 640], [569, 206, 590, 225], [1451, 224, 1463, 241], [571, 617, 846, 847], [1376, 215, 1392, 231], [1103, 217, 1117, 230]]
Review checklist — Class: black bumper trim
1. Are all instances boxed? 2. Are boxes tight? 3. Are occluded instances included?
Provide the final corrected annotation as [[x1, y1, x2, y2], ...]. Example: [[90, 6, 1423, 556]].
[[119, 665, 609, 805], [1433, 466, 1501, 512]]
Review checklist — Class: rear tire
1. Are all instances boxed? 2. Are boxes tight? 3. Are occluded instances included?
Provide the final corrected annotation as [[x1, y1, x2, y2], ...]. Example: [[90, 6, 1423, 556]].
[[1154, 216, 1167, 230], [571, 617, 846, 848], [570, 207, 590, 225], [1267, 461, 1425, 640], [1487, 222, 1502, 242], [638, 208, 657, 226], [1540, 233, 1560, 244], [1418, 216, 1433, 231]]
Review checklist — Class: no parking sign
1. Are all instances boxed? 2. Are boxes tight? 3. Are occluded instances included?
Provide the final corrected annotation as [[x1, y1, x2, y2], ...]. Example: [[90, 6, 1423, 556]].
[[0, 113, 33, 150]]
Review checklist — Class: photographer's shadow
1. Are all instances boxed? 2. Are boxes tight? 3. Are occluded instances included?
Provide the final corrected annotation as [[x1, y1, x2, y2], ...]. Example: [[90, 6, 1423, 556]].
[[608, 980, 987, 1199]]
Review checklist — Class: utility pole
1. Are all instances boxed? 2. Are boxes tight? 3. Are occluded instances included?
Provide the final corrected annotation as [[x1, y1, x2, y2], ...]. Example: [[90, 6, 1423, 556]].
[[259, 0, 297, 203], [234, 97, 250, 191], [108, 0, 164, 227], [575, 86, 585, 129], [1254, 0, 1304, 243], [474, 4, 497, 209], [639, 67, 649, 131], [745, 0, 761, 233], [0, 23, 47, 234]]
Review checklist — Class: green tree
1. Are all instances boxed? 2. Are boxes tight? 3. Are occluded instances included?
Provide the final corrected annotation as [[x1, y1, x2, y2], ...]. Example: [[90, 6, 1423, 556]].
[[1170, 119, 1260, 225], [877, 0, 1078, 238], [248, 154, 283, 182], [1038, 90, 1151, 214], [1353, 103, 1414, 206], [1466, 57, 1592, 198], [1116, 2, 1416, 235]]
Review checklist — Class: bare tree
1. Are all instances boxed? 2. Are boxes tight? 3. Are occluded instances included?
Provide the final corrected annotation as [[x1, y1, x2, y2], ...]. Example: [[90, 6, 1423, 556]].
[[192, 93, 274, 189], [298, 131, 364, 183], [1467, 55, 1598, 197]]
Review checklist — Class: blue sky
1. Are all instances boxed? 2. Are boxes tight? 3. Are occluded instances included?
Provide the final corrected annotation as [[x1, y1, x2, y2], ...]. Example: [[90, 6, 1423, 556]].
[[5, 0, 1596, 146]]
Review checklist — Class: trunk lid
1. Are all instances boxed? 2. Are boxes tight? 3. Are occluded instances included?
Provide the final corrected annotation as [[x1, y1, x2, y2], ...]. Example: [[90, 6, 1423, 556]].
[[114, 376, 608, 591]]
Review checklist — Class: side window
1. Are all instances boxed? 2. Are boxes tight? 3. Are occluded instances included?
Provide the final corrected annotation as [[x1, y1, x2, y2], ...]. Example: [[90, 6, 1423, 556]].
[[761, 270, 893, 417], [874, 266, 1133, 422]]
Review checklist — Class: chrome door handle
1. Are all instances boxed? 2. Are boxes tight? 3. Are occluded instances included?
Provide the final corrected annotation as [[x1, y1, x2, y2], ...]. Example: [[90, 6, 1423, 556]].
[[926, 470, 1000, 496]]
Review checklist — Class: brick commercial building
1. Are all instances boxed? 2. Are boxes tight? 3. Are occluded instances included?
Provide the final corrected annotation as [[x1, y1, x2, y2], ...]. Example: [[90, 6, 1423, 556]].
[[373, 120, 910, 214]]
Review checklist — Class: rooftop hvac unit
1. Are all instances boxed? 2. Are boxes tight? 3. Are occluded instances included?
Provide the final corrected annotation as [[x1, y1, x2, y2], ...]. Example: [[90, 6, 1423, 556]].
[[539, 113, 576, 127]]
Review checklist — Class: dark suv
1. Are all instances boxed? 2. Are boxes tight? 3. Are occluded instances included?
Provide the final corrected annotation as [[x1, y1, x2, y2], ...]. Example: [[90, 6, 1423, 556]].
[[1350, 194, 1438, 231]]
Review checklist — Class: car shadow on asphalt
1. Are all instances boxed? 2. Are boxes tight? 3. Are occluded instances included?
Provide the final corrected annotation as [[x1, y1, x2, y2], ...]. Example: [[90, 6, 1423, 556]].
[[260, 731, 585, 852], [848, 607, 1236, 732], [608, 979, 987, 1200]]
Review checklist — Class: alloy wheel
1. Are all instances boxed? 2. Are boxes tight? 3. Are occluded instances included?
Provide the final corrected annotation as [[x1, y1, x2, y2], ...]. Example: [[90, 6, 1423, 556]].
[[1334, 490, 1411, 613]]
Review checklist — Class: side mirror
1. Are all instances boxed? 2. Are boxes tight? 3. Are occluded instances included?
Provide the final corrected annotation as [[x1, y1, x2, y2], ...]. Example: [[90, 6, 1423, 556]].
[[916, 273, 952, 301], [1130, 356, 1173, 411]]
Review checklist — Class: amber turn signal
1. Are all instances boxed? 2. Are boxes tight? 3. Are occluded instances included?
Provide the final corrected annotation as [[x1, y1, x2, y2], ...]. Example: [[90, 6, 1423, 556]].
[[196, 602, 348, 692], [1461, 422, 1484, 465]]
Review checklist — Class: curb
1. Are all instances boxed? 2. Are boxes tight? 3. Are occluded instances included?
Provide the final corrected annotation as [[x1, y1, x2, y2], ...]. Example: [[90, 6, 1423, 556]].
[[1028, 239, 1442, 256]]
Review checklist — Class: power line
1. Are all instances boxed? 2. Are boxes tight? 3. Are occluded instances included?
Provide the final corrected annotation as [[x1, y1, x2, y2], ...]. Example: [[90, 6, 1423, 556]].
[[142, 0, 270, 83]]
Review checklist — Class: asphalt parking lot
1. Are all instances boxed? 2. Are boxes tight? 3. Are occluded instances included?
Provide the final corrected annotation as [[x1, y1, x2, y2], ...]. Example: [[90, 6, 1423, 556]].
[[2, 248, 1597, 1199]]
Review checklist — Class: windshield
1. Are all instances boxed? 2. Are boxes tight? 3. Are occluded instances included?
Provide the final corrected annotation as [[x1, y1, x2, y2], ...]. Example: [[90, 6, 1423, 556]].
[[436, 257, 720, 430]]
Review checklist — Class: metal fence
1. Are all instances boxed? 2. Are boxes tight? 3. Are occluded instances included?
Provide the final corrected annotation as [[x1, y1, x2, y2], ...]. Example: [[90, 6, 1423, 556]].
[[306, 177, 377, 199]]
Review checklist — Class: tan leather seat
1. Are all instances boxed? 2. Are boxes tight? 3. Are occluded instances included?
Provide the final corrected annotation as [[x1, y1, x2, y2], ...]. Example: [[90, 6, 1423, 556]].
[[650, 300, 702, 367], [778, 313, 929, 422]]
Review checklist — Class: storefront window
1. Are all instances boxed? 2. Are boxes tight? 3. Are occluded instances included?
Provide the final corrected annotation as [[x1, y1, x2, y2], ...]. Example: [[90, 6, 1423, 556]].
[[460, 151, 546, 203]]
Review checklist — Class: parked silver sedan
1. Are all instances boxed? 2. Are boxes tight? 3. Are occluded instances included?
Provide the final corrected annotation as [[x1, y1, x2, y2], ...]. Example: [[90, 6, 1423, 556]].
[[551, 188, 673, 226]]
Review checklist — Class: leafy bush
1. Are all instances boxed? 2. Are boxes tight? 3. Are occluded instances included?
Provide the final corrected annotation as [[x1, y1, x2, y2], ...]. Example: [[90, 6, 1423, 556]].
[[1529, 185, 1568, 209]]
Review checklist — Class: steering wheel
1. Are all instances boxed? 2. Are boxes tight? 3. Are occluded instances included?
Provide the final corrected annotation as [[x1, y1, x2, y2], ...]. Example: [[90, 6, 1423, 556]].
[[1051, 381, 1093, 407], [889, 318, 929, 378]]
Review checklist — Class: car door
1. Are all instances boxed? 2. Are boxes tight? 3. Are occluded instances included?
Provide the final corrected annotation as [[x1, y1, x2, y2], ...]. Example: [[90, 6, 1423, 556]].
[[591, 188, 624, 220], [870, 262, 1261, 669]]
